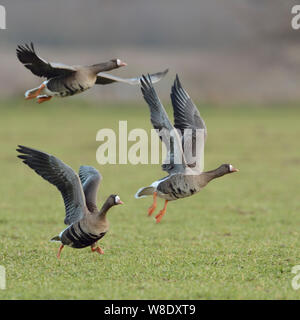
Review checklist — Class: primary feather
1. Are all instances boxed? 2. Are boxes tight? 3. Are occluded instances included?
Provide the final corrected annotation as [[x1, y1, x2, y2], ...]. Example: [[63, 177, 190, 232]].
[[17, 145, 88, 225]]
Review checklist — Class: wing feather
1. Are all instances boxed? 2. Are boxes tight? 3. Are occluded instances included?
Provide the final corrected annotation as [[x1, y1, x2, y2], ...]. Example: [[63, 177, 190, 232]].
[[171, 75, 207, 136], [140, 75, 186, 174], [171, 75, 207, 172], [16, 42, 76, 79], [96, 69, 168, 85], [17, 145, 87, 225], [78, 166, 102, 212]]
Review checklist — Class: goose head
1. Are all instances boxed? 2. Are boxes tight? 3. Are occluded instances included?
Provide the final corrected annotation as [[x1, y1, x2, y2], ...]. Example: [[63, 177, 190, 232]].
[[111, 59, 127, 68], [99, 194, 124, 216], [107, 194, 124, 206], [220, 164, 239, 175]]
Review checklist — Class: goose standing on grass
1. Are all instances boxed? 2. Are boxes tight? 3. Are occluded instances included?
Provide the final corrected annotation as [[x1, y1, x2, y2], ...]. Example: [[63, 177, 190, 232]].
[[135, 75, 239, 223], [16, 43, 168, 103], [17, 145, 123, 258]]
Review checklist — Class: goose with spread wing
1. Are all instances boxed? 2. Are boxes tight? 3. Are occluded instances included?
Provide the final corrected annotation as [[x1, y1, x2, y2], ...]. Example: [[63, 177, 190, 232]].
[[17, 145, 123, 258], [16, 43, 168, 103], [135, 75, 239, 223]]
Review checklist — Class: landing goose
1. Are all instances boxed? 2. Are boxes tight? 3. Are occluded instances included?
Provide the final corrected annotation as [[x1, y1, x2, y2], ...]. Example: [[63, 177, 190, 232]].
[[17, 145, 123, 258], [135, 75, 239, 223], [16, 43, 168, 103]]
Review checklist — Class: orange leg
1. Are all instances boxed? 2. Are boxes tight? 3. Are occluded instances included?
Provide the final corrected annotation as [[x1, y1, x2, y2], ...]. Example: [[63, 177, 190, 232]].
[[25, 83, 46, 100], [155, 200, 168, 223], [148, 192, 157, 216], [91, 246, 104, 255], [37, 96, 52, 104], [57, 244, 64, 259]]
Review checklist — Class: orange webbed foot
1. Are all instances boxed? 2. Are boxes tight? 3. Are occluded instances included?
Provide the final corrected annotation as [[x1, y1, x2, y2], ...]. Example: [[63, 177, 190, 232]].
[[155, 211, 165, 223], [25, 93, 36, 100], [155, 200, 168, 223], [91, 246, 104, 255], [37, 96, 52, 104], [25, 83, 46, 100]]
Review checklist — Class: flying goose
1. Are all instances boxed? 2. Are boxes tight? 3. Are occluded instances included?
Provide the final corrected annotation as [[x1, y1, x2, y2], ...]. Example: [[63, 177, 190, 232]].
[[135, 75, 239, 223], [17, 145, 123, 258], [16, 43, 168, 103]]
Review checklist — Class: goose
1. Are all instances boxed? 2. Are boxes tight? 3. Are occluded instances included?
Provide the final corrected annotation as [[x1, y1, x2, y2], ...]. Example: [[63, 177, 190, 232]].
[[16, 43, 168, 103], [17, 145, 123, 258], [135, 75, 239, 223]]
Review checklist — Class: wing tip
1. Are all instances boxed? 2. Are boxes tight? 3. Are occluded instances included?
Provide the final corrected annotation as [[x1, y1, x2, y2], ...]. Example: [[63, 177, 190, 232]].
[[174, 74, 181, 89], [161, 68, 169, 76], [16, 145, 27, 154], [16, 42, 35, 52]]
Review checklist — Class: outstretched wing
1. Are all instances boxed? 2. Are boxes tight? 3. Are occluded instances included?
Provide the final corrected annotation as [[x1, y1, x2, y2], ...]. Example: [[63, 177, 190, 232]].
[[17, 145, 88, 225], [78, 166, 102, 212], [140, 74, 186, 174], [96, 69, 168, 85], [16, 43, 76, 79], [171, 75, 207, 172], [171, 75, 207, 137]]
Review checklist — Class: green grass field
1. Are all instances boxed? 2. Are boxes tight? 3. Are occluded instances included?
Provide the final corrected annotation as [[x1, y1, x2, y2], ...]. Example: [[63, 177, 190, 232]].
[[0, 98, 299, 299]]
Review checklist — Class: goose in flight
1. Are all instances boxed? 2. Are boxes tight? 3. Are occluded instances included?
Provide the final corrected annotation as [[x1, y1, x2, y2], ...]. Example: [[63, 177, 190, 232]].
[[135, 75, 239, 223], [16, 43, 168, 103], [17, 145, 123, 258]]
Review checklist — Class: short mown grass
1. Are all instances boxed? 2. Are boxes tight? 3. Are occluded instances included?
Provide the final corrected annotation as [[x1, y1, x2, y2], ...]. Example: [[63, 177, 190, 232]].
[[0, 98, 299, 299]]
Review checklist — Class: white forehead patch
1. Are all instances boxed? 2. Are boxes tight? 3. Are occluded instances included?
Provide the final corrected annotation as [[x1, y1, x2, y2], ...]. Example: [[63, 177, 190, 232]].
[[116, 59, 121, 66], [229, 164, 233, 172], [115, 195, 120, 203]]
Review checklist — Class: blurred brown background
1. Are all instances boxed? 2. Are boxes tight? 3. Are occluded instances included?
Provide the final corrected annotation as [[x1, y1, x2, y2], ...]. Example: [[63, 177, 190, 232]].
[[1, 0, 300, 103]]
